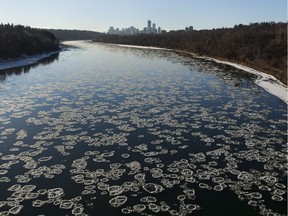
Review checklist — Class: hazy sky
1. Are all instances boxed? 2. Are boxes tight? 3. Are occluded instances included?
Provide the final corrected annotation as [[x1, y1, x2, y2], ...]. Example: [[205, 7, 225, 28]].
[[1, 0, 286, 32]]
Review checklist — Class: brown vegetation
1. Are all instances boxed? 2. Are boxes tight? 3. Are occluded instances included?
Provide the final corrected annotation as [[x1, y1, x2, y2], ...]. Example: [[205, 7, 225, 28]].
[[93, 22, 287, 84]]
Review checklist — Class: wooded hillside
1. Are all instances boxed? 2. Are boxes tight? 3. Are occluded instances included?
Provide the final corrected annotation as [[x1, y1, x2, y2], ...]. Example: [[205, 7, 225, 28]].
[[48, 29, 102, 41], [0, 24, 59, 60], [93, 22, 287, 84]]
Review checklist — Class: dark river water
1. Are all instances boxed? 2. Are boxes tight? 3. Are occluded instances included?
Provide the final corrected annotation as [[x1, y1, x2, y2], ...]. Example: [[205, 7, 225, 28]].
[[0, 41, 286, 216]]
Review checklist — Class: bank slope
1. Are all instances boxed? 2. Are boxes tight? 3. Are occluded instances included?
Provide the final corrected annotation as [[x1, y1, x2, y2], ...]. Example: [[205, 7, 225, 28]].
[[93, 22, 287, 85], [0, 24, 60, 61]]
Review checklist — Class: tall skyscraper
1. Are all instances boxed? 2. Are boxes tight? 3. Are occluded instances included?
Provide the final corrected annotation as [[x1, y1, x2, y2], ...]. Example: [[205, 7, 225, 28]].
[[148, 20, 151, 33], [152, 23, 156, 34]]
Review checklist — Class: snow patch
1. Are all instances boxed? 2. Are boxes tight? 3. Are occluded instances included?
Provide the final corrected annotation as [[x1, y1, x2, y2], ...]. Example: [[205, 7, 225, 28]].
[[0, 50, 60, 71], [200, 56, 288, 104], [105, 43, 287, 104], [117, 44, 170, 50]]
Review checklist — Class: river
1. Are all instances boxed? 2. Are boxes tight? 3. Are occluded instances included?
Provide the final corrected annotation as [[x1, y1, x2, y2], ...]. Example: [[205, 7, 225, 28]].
[[0, 41, 286, 216]]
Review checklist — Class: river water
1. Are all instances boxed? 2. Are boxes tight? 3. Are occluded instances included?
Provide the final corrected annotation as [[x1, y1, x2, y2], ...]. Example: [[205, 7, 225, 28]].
[[0, 41, 286, 216]]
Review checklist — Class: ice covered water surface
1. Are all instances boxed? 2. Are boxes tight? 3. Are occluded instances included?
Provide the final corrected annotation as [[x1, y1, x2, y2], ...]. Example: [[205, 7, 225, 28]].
[[0, 41, 286, 216]]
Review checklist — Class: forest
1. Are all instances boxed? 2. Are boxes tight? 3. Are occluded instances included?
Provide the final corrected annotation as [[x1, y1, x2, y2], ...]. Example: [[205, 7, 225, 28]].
[[93, 22, 287, 84], [48, 29, 101, 41], [0, 24, 59, 60]]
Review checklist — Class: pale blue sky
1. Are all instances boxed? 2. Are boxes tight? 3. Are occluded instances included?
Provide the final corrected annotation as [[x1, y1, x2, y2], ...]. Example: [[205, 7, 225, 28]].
[[0, 0, 286, 32]]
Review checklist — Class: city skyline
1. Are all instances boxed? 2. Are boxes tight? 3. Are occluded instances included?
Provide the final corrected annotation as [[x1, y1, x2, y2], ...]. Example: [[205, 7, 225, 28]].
[[107, 20, 162, 35], [0, 0, 286, 32]]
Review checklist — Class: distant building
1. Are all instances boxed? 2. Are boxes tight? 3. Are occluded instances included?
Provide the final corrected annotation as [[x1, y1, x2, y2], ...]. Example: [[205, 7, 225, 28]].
[[185, 26, 194, 32], [107, 20, 163, 35], [148, 20, 151, 34], [107, 27, 117, 34], [152, 23, 157, 34]]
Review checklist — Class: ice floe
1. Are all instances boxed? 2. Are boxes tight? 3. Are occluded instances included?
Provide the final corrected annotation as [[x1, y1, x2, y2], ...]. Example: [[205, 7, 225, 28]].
[[0, 41, 286, 216]]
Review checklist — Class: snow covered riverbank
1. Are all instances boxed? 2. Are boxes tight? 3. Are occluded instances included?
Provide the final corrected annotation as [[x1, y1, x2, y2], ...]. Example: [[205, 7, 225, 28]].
[[1, 41, 287, 104], [193, 54, 288, 104], [115, 43, 287, 104], [0, 50, 61, 71]]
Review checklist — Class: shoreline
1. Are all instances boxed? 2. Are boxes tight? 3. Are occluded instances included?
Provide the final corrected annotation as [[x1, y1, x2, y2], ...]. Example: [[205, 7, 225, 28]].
[[1, 41, 287, 104], [187, 53, 288, 104], [114, 43, 288, 104], [0, 50, 61, 71], [117, 44, 171, 50]]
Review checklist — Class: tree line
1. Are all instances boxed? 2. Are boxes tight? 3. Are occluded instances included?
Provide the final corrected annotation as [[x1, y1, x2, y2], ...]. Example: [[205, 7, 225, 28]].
[[93, 22, 287, 84], [48, 29, 102, 41], [0, 24, 59, 60]]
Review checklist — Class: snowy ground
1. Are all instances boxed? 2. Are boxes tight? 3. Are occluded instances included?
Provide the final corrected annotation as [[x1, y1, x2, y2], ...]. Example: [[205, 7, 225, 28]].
[[117, 44, 287, 104], [0, 50, 61, 71], [195, 55, 288, 104], [117, 44, 170, 50]]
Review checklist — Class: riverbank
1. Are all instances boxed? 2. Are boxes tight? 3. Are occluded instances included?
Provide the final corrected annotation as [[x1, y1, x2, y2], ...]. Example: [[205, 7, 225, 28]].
[[0, 50, 61, 71], [115, 43, 288, 104], [198, 55, 288, 104], [93, 23, 287, 85], [0, 24, 60, 61], [1, 41, 286, 104]]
